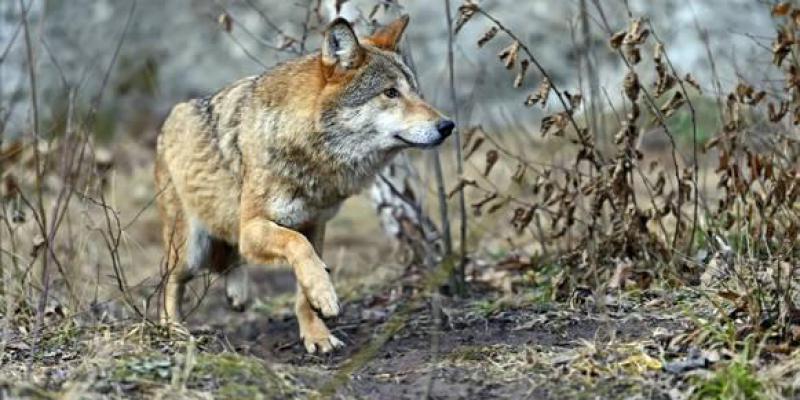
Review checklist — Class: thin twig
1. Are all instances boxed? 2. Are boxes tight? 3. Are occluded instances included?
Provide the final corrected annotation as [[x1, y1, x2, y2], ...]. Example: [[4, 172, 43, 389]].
[[444, 0, 467, 295], [20, 0, 48, 377]]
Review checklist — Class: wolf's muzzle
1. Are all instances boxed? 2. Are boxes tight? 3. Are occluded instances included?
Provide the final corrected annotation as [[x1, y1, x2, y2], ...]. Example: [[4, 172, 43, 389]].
[[437, 119, 455, 138], [394, 134, 447, 148], [394, 119, 456, 148]]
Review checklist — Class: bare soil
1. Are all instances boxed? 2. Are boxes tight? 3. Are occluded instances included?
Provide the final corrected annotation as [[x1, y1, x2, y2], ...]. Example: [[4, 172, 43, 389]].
[[178, 268, 691, 399], [1, 262, 698, 399]]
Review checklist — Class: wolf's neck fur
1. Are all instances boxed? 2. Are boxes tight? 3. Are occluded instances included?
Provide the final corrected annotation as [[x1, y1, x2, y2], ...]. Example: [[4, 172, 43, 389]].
[[264, 135, 396, 207], [245, 55, 396, 206]]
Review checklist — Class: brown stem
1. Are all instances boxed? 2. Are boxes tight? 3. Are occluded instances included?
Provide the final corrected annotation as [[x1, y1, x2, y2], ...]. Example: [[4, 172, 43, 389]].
[[445, 0, 467, 295]]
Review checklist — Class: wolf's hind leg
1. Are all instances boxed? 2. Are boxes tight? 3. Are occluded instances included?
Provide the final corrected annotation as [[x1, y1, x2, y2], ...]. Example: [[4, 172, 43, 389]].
[[164, 218, 214, 322], [164, 275, 186, 323], [225, 264, 249, 311], [157, 182, 189, 323], [162, 236, 191, 324]]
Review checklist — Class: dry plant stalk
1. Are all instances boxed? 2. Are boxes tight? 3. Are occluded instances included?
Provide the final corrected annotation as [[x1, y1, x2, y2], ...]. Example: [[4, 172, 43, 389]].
[[450, 1, 800, 335]]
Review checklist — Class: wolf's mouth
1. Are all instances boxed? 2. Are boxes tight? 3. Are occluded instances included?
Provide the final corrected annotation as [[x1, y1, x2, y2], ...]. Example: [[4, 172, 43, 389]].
[[394, 134, 445, 148]]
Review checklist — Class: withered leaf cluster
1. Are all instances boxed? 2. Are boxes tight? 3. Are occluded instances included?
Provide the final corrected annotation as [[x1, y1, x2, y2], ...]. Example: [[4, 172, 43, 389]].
[[477, 26, 499, 47], [498, 41, 520, 70], [455, 1, 479, 34], [525, 78, 551, 108], [448, 5, 800, 326], [610, 18, 650, 65]]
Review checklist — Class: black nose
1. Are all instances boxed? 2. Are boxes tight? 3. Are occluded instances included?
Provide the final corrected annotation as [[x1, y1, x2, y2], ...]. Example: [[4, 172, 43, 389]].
[[437, 119, 455, 137]]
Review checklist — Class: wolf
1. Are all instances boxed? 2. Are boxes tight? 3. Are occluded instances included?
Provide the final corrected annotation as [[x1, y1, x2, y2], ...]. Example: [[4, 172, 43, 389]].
[[154, 15, 454, 354]]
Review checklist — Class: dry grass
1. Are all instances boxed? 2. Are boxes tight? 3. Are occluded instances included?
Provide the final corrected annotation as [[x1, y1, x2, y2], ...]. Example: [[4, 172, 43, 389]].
[[3, 1, 800, 399]]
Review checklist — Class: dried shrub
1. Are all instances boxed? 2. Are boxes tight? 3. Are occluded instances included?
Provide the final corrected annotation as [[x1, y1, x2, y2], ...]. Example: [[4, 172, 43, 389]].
[[452, 2, 800, 343]]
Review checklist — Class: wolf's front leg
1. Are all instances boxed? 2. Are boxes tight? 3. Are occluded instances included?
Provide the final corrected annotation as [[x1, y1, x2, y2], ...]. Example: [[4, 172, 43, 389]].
[[296, 282, 344, 353], [296, 223, 343, 353], [239, 218, 340, 317]]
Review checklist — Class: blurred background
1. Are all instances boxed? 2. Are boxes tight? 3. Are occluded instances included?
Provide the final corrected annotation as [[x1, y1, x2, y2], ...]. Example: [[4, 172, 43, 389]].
[[0, 0, 776, 140], [4, 1, 800, 398], [0, 0, 793, 339], [2, 0, 794, 327]]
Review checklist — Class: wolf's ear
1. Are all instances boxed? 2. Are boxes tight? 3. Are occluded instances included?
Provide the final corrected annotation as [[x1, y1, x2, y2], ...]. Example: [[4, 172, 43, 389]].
[[365, 15, 410, 51], [322, 18, 363, 69]]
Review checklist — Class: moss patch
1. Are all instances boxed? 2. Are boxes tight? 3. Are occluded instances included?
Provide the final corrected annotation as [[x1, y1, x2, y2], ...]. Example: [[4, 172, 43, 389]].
[[190, 353, 299, 399]]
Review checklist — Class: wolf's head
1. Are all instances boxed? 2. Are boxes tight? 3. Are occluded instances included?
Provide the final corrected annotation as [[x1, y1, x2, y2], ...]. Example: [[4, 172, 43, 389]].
[[317, 16, 454, 157]]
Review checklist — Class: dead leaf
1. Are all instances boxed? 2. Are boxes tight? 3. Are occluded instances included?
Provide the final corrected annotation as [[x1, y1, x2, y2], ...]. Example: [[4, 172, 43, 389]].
[[514, 59, 530, 88], [448, 178, 477, 199], [609, 30, 626, 49], [660, 91, 686, 118], [484, 150, 499, 176], [773, 2, 792, 17], [477, 26, 499, 47], [455, 1, 479, 34], [218, 13, 232, 33], [624, 71, 640, 102], [684, 73, 702, 93], [525, 78, 552, 107], [541, 112, 569, 137], [498, 41, 520, 70], [624, 18, 650, 46]]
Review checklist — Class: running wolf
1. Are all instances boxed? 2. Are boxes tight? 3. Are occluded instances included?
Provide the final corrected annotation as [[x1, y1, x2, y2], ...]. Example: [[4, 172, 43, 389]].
[[155, 15, 454, 353]]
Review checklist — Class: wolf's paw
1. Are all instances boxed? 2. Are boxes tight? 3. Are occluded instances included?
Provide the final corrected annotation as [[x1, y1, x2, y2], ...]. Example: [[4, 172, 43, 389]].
[[299, 320, 344, 354], [226, 294, 248, 312], [157, 318, 190, 337], [225, 266, 250, 312], [301, 268, 340, 318], [159, 314, 179, 326], [303, 333, 344, 354], [305, 279, 340, 317]]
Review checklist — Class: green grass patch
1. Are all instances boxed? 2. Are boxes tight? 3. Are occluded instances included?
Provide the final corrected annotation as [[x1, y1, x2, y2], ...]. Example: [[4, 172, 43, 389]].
[[691, 360, 765, 400], [665, 96, 721, 145]]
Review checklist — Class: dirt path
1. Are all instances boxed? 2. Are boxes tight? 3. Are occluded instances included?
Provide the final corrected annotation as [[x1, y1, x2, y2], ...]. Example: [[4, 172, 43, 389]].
[[0, 260, 707, 400], [177, 269, 691, 399]]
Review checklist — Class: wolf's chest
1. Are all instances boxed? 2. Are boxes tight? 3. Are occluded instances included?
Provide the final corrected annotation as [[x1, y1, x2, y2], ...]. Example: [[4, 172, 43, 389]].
[[268, 195, 341, 230]]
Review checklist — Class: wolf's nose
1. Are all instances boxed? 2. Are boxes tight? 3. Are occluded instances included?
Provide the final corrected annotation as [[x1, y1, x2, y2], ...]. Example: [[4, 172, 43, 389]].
[[437, 119, 455, 137]]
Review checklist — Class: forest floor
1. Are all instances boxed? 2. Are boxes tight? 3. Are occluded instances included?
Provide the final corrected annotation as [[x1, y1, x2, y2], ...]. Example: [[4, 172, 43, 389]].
[[2, 255, 799, 399], [1, 143, 798, 399], [2, 267, 706, 399]]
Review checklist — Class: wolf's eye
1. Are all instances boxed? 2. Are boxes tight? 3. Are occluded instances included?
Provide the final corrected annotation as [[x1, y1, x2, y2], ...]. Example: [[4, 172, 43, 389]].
[[383, 87, 400, 99]]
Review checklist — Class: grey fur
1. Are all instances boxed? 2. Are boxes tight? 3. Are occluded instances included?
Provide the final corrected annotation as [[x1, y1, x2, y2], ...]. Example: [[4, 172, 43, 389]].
[[323, 19, 361, 68], [187, 218, 213, 277], [336, 48, 416, 108]]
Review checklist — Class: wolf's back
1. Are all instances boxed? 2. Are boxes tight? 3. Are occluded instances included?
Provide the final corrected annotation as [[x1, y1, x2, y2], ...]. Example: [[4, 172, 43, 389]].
[[156, 91, 248, 242]]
